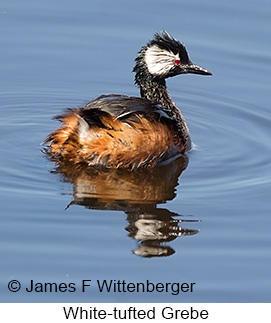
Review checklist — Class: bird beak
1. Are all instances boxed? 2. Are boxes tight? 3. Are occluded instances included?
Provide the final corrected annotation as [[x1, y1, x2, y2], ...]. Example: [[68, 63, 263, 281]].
[[186, 63, 212, 76]]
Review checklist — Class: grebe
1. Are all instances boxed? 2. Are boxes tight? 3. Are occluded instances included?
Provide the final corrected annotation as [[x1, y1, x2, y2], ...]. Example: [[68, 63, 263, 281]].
[[45, 31, 211, 169]]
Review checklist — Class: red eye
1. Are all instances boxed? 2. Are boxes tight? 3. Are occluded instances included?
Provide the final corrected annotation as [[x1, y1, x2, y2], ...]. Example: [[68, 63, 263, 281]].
[[174, 60, 180, 65]]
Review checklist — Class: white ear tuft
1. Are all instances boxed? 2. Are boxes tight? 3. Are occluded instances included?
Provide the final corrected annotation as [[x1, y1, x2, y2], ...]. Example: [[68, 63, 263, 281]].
[[145, 45, 180, 76]]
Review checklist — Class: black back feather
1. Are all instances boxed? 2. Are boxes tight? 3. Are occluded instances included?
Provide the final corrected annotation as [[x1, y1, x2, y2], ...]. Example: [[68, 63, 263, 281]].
[[81, 94, 177, 130]]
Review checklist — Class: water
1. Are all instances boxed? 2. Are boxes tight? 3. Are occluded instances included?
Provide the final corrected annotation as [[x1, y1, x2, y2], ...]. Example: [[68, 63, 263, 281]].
[[0, 0, 270, 302]]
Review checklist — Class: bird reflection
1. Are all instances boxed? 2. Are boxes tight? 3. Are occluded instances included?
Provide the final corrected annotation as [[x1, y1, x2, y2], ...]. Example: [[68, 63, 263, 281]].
[[126, 208, 199, 257], [53, 156, 199, 257]]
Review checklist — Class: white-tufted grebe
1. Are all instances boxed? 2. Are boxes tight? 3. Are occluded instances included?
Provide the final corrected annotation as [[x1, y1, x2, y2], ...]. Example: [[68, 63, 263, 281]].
[[44, 31, 211, 169]]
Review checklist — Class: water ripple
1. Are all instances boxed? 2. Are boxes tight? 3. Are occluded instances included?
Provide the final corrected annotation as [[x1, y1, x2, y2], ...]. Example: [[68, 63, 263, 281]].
[[173, 88, 271, 197]]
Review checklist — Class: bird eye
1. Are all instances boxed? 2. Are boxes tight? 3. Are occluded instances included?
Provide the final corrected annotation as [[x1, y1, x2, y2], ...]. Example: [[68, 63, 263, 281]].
[[174, 60, 180, 66]]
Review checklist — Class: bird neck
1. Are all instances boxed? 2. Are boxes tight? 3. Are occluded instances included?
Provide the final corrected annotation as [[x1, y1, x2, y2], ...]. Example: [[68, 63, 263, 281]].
[[138, 77, 178, 112], [134, 71, 191, 148]]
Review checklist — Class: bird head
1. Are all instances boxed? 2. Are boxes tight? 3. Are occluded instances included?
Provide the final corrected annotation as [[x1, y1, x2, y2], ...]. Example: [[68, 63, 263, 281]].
[[134, 31, 212, 80]]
